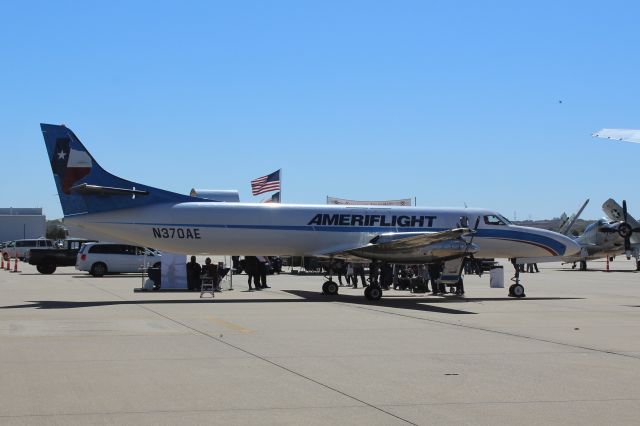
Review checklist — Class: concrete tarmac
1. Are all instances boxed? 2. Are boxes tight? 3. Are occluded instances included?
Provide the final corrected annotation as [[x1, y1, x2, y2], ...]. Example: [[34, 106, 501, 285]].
[[1, 260, 639, 425]]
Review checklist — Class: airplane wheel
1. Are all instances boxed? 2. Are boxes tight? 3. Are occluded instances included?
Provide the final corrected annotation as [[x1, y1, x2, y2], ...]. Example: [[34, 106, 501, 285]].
[[365, 286, 382, 301], [322, 281, 338, 295], [511, 284, 526, 298]]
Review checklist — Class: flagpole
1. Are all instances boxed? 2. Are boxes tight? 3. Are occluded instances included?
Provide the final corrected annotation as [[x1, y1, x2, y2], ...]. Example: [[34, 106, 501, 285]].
[[280, 169, 282, 203]]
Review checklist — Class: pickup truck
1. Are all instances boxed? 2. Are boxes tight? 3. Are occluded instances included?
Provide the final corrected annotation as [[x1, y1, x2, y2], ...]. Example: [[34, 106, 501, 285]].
[[28, 238, 95, 274]]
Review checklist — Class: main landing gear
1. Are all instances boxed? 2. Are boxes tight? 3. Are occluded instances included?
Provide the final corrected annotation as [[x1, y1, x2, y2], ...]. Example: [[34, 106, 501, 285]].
[[321, 258, 383, 300], [509, 259, 526, 298], [322, 280, 339, 295], [321, 279, 383, 300]]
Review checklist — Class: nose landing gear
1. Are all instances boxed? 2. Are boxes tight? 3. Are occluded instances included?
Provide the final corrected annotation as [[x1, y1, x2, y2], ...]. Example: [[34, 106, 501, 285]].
[[509, 259, 526, 298]]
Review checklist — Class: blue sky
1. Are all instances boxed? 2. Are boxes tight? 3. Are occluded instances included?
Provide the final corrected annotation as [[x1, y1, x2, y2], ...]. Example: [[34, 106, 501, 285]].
[[2, 1, 639, 220]]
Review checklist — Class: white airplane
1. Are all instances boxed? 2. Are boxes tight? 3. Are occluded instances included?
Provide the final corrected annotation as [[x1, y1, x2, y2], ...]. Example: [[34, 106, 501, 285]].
[[41, 123, 581, 299], [593, 128, 640, 144]]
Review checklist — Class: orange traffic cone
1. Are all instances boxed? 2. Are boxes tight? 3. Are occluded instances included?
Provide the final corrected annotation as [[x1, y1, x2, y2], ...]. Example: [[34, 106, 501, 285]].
[[5, 257, 10, 271], [1, 256, 4, 270], [12, 256, 19, 273]]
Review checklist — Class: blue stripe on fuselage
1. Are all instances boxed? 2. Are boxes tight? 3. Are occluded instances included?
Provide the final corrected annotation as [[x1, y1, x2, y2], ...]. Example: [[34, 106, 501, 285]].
[[94, 221, 567, 256], [474, 228, 565, 255]]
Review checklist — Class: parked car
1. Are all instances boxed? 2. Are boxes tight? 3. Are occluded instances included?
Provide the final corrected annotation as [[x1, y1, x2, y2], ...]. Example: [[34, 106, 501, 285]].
[[28, 238, 96, 274], [76, 242, 161, 277], [2, 238, 54, 261]]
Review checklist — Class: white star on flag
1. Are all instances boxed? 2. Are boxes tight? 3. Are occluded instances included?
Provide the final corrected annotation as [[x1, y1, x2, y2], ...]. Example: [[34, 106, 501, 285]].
[[58, 150, 67, 160]]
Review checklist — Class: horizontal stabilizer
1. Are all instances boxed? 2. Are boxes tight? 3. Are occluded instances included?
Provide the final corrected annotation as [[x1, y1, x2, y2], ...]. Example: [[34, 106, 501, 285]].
[[70, 184, 150, 196]]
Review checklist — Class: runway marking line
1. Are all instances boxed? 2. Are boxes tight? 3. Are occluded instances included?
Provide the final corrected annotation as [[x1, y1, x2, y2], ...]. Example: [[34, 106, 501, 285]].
[[207, 315, 254, 334]]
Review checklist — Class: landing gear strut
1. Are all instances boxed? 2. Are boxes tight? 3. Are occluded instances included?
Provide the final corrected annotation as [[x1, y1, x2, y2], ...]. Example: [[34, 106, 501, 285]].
[[509, 259, 526, 298], [322, 257, 339, 295]]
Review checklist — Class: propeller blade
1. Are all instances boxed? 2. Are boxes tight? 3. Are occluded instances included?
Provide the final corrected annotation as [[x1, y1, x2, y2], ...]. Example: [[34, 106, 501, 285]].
[[623, 200, 628, 223]]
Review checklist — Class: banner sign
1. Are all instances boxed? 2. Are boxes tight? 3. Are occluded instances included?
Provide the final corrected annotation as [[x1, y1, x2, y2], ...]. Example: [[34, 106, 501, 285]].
[[326, 196, 412, 206]]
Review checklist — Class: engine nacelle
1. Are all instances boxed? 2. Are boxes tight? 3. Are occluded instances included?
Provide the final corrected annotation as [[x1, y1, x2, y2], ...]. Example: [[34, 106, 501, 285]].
[[349, 240, 478, 264]]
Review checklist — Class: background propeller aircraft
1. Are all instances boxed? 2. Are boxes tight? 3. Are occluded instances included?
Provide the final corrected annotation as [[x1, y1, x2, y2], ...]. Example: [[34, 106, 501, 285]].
[[520, 198, 640, 271]]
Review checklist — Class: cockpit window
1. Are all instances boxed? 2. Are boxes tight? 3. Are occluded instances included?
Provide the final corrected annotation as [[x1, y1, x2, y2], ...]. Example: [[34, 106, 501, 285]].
[[497, 214, 512, 225], [484, 214, 508, 226]]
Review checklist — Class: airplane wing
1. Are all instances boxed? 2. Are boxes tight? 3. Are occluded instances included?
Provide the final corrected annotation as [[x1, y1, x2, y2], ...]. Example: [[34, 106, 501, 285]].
[[593, 128, 640, 144], [558, 199, 589, 236], [366, 228, 472, 250], [318, 228, 473, 258]]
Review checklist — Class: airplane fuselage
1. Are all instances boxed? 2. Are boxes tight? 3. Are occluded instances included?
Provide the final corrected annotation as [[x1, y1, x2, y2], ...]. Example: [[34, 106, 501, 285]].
[[66, 203, 579, 262]]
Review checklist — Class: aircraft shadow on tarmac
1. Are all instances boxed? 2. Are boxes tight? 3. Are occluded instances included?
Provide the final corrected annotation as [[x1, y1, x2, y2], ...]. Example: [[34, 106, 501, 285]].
[[553, 269, 639, 273], [18, 273, 89, 276], [0, 290, 582, 315], [15, 274, 146, 278]]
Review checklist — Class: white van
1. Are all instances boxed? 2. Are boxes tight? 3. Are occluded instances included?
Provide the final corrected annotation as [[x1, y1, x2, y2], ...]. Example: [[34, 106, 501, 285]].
[[2, 239, 54, 260], [76, 242, 161, 277]]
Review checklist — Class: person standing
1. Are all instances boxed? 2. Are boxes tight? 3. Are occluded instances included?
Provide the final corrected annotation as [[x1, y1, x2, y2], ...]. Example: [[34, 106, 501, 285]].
[[380, 263, 393, 290], [421, 264, 431, 293], [428, 263, 442, 295], [368, 262, 379, 286], [345, 263, 354, 286], [186, 256, 201, 291], [257, 256, 270, 288], [337, 261, 347, 286], [353, 264, 366, 289], [244, 256, 259, 291]]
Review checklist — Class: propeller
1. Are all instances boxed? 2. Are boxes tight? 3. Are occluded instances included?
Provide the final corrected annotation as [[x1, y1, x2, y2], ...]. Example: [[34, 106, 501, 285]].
[[465, 216, 481, 253], [598, 200, 640, 253], [614, 200, 640, 251]]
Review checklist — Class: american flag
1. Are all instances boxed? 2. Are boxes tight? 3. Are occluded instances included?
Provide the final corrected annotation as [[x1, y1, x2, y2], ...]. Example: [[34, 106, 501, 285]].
[[251, 169, 281, 195]]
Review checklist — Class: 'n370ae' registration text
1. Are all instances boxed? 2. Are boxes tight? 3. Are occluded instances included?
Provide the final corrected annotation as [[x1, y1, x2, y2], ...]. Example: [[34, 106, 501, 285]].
[[152, 227, 201, 239]]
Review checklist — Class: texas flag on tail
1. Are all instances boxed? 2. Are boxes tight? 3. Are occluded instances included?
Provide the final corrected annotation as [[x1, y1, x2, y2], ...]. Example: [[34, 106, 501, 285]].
[[51, 137, 93, 194]]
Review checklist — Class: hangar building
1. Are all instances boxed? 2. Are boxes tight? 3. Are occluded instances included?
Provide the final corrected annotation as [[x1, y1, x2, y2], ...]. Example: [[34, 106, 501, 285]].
[[0, 208, 46, 243]]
